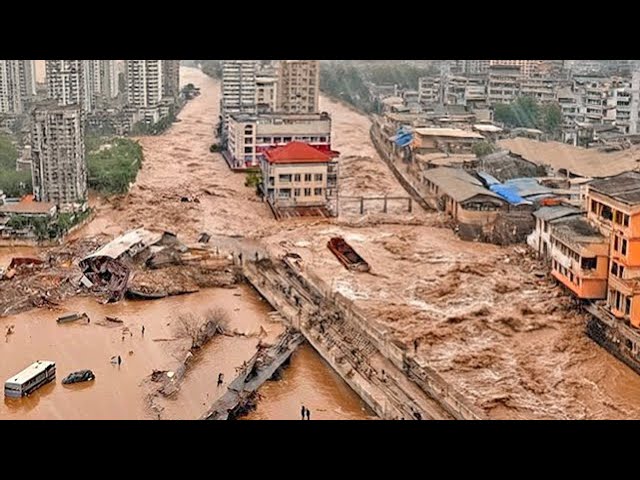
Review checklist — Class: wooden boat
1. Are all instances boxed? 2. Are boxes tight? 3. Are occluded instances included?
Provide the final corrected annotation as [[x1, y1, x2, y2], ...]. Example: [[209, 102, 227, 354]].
[[57, 312, 89, 324]]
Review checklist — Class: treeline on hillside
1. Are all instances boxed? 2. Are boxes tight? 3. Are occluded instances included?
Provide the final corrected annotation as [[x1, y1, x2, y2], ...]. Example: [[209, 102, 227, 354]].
[[0, 134, 31, 197], [87, 137, 143, 194], [199, 60, 222, 78], [320, 61, 438, 113], [494, 97, 563, 137]]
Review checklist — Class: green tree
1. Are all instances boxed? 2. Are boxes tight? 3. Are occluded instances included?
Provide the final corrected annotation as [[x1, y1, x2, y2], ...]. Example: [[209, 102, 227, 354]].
[[472, 141, 496, 157], [541, 103, 563, 136]]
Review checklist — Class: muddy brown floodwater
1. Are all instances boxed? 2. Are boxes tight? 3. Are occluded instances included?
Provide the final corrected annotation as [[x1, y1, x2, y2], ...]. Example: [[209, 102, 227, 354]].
[[242, 344, 375, 420], [0, 286, 281, 420], [0, 67, 380, 420]]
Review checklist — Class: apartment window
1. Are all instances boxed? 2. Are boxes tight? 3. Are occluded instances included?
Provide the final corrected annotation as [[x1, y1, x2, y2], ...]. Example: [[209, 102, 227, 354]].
[[626, 297, 632, 316], [314, 174, 323, 182], [601, 205, 613, 221], [611, 262, 618, 276], [304, 174, 312, 182], [244, 146, 253, 153], [622, 238, 628, 256], [304, 188, 311, 196], [279, 174, 291, 183], [314, 188, 322, 196], [294, 188, 300, 197], [624, 214, 630, 227], [582, 257, 597, 270], [244, 137, 253, 144], [614, 236, 619, 251], [294, 174, 301, 182]]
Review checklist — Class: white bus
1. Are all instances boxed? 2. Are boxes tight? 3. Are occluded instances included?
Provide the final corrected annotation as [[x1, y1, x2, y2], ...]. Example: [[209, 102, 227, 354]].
[[4, 361, 56, 398]]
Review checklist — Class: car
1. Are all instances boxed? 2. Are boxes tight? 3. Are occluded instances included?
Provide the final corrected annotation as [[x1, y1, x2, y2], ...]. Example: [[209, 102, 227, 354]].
[[62, 370, 95, 385]]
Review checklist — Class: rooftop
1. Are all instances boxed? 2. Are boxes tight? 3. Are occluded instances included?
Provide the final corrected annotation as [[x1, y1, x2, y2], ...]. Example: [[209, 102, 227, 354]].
[[473, 124, 503, 133], [0, 197, 56, 215], [589, 172, 640, 205], [414, 128, 484, 140], [533, 205, 582, 222], [552, 216, 605, 244], [498, 137, 640, 178], [423, 167, 504, 203], [264, 142, 334, 164], [82, 228, 163, 262]]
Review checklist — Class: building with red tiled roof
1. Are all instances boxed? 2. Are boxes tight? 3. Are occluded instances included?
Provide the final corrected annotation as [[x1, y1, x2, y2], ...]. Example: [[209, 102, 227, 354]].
[[260, 142, 339, 219]]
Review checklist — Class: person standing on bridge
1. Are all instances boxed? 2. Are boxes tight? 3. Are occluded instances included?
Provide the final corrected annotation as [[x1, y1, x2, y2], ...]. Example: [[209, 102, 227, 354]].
[[142, 325, 145, 337], [306, 408, 311, 420], [301, 405, 306, 420]]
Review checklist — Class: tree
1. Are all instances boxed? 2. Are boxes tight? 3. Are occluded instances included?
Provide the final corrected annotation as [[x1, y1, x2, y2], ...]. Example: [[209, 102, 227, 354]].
[[245, 170, 262, 190], [472, 141, 496, 157], [541, 103, 563, 136], [175, 309, 229, 350]]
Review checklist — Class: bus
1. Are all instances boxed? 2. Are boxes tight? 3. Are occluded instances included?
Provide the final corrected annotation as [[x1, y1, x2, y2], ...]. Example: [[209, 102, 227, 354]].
[[4, 361, 56, 398]]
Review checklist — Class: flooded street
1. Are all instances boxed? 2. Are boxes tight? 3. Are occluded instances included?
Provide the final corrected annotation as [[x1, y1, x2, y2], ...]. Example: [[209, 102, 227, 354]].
[[0, 286, 279, 420], [242, 344, 374, 420]]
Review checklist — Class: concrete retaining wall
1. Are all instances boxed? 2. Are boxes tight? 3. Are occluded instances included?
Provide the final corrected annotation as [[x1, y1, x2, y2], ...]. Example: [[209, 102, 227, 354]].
[[242, 258, 485, 420]]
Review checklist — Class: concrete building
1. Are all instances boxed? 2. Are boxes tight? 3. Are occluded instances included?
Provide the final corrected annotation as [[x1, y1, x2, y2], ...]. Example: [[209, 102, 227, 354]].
[[256, 74, 278, 113], [86, 60, 118, 108], [126, 60, 164, 123], [260, 141, 338, 218], [488, 65, 521, 104], [520, 74, 556, 103], [527, 206, 582, 259], [490, 60, 542, 78], [220, 61, 257, 139], [31, 102, 87, 211], [549, 216, 609, 299], [162, 60, 181, 99], [46, 60, 93, 112], [412, 127, 484, 154], [226, 112, 332, 170], [587, 172, 640, 326], [276, 60, 320, 114], [459, 60, 490, 74], [0, 60, 34, 114], [418, 77, 441, 105]]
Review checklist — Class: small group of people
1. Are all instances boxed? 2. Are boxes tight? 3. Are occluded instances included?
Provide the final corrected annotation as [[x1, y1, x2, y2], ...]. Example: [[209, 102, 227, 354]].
[[300, 405, 311, 420]]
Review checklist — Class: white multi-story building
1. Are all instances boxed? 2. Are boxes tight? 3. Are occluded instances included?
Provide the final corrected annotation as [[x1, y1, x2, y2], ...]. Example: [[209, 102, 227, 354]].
[[226, 112, 332, 169], [276, 60, 320, 114], [221, 60, 257, 129], [31, 102, 87, 211], [0, 60, 36, 114], [126, 60, 164, 123], [46, 60, 93, 112]]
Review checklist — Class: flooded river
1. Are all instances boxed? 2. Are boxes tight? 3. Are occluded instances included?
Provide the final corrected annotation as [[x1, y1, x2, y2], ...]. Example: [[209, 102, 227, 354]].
[[242, 344, 374, 420], [0, 66, 378, 420]]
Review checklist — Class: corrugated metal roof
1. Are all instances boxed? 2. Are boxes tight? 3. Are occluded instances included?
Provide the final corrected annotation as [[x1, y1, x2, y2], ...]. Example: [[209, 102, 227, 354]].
[[423, 167, 504, 203], [82, 228, 163, 262], [533, 206, 582, 221]]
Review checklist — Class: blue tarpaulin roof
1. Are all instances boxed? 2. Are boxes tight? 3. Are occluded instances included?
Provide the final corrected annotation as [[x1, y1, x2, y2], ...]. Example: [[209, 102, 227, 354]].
[[489, 184, 532, 206], [393, 127, 413, 147]]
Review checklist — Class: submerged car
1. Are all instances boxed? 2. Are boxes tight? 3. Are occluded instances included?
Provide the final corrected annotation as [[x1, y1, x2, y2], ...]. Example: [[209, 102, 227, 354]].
[[62, 370, 95, 385]]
